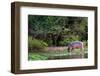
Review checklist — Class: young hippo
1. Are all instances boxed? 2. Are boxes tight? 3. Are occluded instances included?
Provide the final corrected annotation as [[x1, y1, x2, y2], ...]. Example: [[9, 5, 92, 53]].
[[67, 41, 84, 58]]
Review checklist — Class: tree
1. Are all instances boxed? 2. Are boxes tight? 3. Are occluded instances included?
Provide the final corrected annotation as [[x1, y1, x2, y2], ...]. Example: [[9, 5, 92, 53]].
[[28, 15, 88, 46]]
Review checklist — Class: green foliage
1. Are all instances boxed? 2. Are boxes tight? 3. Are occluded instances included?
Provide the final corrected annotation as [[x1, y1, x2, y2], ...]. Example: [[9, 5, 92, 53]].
[[45, 39, 52, 46], [28, 36, 33, 49], [83, 40, 88, 47], [28, 15, 88, 46], [28, 53, 48, 60], [28, 36, 48, 50], [83, 40, 88, 52]]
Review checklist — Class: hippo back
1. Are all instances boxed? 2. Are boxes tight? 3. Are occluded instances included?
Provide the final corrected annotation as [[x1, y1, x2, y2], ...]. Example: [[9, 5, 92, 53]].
[[68, 41, 83, 49]]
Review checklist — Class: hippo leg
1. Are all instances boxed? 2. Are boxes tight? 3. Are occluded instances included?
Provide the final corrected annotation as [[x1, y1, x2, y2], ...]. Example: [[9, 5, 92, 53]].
[[69, 48, 73, 58]]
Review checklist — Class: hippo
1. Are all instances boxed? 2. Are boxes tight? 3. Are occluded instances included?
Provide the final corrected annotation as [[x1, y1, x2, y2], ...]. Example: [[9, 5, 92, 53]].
[[67, 41, 84, 58]]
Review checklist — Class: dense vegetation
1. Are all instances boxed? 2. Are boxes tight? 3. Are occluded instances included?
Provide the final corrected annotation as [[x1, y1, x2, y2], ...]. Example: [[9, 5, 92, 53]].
[[28, 15, 88, 60]]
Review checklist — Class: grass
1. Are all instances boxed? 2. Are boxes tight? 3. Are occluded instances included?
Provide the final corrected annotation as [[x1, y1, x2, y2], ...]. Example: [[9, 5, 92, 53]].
[[28, 53, 48, 60]]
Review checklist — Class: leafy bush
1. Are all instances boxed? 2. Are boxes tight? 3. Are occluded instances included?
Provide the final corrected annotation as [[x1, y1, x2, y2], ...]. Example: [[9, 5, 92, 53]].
[[28, 36, 33, 49], [28, 36, 48, 50], [45, 39, 53, 46], [40, 40, 48, 47]]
